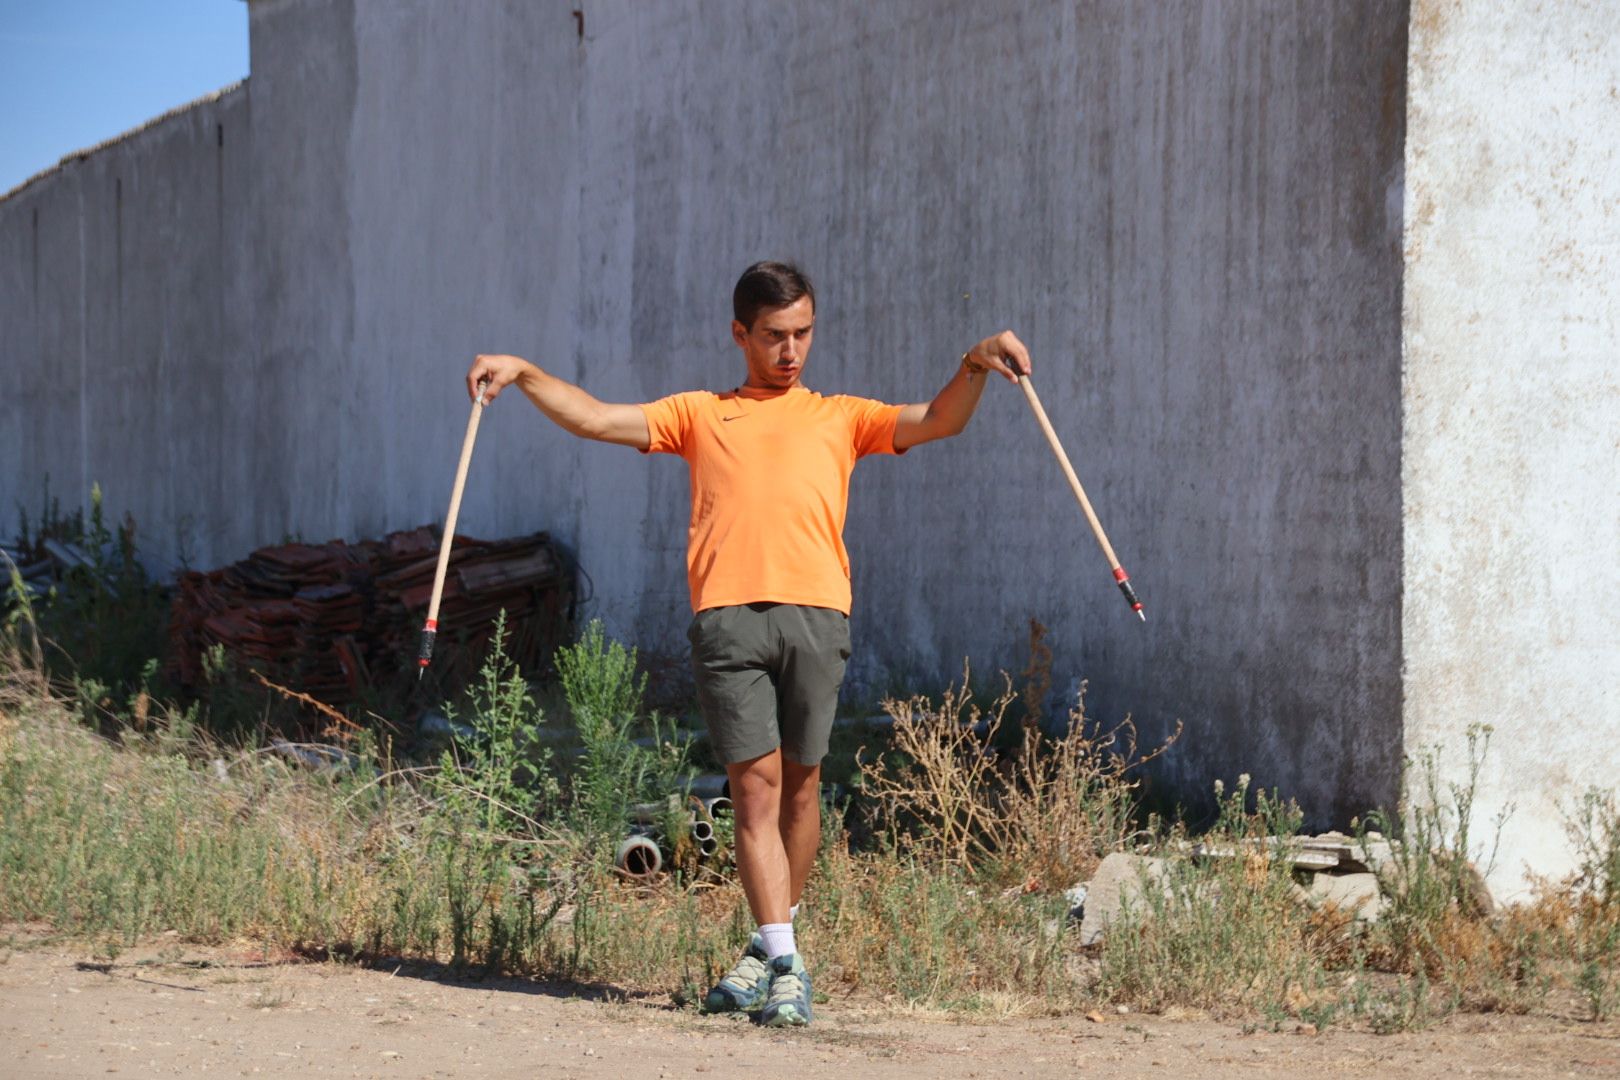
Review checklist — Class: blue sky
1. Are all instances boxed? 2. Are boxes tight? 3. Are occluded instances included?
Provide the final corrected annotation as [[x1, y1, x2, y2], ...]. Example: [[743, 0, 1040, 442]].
[[0, 0, 249, 193]]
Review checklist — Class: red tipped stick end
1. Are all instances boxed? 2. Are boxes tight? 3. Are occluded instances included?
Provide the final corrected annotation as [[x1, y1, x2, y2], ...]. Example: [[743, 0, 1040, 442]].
[[1113, 568, 1145, 622], [417, 620, 438, 679]]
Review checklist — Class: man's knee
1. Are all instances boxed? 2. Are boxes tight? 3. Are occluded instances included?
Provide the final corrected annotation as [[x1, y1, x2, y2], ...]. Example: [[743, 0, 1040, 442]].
[[728, 753, 784, 831], [780, 761, 822, 819]]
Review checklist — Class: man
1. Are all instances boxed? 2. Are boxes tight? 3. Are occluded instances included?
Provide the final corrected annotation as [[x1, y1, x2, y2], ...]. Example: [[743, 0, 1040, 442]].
[[467, 261, 1029, 1027]]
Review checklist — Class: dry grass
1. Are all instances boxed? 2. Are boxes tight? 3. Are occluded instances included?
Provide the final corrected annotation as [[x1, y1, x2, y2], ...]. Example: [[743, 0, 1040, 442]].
[[806, 841, 1080, 1011], [3, 623, 1618, 1028]]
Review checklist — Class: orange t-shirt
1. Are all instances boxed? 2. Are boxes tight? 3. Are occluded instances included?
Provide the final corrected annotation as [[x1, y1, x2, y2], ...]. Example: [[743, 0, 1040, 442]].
[[640, 384, 905, 614]]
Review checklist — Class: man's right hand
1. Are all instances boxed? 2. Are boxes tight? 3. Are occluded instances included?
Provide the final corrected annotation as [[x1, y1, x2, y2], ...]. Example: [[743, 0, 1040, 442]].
[[467, 353, 535, 404], [464, 352, 651, 449]]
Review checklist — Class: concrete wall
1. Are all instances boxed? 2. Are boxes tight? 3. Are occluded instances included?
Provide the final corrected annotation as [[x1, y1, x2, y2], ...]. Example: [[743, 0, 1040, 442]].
[[0, 85, 251, 568], [554, 0, 1409, 829], [1404, 0, 1620, 896], [0, 1, 1412, 831]]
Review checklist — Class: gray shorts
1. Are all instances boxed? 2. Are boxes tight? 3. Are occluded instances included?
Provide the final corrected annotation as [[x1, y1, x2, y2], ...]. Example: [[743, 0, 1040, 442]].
[[687, 603, 851, 767]]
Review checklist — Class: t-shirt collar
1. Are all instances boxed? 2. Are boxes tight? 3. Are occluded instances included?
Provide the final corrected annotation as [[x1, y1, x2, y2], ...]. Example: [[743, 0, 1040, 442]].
[[734, 383, 809, 401]]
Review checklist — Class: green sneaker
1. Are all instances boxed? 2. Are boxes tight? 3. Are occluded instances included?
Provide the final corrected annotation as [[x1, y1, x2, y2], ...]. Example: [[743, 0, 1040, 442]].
[[760, 952, 813, 1027], [701, 933, 771, 1013]]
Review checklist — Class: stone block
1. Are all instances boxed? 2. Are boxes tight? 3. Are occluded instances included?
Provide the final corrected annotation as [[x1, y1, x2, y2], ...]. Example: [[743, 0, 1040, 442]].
[[1077, 853, 1170, 946], [1191, 839, 1343, 871], [1308, 872, 1387, 921]]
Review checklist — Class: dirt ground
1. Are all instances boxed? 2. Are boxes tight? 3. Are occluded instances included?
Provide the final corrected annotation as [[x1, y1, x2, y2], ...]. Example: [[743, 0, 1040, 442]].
[[3, 931, 1616, 1079]]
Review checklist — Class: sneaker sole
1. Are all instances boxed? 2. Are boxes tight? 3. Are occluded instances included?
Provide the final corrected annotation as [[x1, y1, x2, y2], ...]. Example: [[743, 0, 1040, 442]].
[[762, 1004, 811, 1027], [700, 989, 766, 1014]]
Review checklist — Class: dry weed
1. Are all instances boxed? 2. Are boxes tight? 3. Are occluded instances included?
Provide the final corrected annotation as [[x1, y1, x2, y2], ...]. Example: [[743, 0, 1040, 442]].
[[1018, 617, 1052, 728], [0, 635, 50, 763], [0, 656, 20, 763], [858, 659, 1176, 891]]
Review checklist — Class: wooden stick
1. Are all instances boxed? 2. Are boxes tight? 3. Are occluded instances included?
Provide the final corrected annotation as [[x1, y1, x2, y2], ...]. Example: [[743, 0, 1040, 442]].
[[1015, 373, 1145, 621], [418, 384, 487, 675]]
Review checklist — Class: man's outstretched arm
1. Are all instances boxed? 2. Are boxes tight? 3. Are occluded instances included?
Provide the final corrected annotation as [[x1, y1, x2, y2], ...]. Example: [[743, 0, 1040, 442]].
[[892, 331, 1032, 450], [466, 354, 651, 450]]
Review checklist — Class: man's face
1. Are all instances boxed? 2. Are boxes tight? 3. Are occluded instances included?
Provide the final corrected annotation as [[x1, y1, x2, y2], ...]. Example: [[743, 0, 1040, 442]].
[[733, 296, 814, 390]]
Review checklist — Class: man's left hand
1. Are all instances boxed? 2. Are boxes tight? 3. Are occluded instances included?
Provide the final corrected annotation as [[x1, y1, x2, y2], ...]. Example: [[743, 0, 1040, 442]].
[[963, 331, 1032, 382]]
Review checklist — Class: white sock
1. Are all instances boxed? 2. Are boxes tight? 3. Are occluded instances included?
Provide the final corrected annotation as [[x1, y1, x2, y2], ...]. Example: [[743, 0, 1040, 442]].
[[759, 922, 795, 959], [789, 904, 800, 922]]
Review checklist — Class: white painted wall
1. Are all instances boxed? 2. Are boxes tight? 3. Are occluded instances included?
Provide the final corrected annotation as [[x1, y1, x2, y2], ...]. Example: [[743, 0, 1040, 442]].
[[1404, 0, 1620, 897]]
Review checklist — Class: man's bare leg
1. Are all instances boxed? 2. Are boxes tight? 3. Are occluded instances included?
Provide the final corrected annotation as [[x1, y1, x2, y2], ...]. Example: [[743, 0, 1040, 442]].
[[727, 751, 792, 926], [700, 752, 790, 1015], [780, 759, 822, 908]]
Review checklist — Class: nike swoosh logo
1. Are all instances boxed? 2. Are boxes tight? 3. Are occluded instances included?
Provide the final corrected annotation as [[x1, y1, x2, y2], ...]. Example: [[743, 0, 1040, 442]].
[[722, 415, 746, 422]]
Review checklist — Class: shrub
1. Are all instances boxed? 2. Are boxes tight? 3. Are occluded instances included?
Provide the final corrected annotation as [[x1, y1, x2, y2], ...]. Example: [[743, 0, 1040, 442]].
[[554, 619, 692, 837]]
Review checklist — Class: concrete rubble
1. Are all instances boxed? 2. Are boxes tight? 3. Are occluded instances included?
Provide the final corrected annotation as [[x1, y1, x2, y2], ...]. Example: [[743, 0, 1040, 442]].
[[1307, 872, 1386, 922], [1070, 832, 1493, 945]]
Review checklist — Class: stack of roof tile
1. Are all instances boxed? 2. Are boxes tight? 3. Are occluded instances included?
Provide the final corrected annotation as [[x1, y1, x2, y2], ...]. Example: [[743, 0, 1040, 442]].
[[167, 528, 572, 706]]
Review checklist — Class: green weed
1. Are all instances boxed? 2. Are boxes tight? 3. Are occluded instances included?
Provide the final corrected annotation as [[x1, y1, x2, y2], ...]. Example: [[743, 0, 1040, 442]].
[[422, 612, 561, 968], [5, 483, 168, 708], [554, 619, 693, 838]]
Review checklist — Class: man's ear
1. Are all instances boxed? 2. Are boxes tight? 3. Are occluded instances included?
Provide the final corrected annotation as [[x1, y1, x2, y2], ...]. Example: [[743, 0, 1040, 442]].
[[731, 319, 748, 347]]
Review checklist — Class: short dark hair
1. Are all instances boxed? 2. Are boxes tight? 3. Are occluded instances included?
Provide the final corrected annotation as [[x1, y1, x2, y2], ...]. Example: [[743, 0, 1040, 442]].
[[733, 261, 815, 329]]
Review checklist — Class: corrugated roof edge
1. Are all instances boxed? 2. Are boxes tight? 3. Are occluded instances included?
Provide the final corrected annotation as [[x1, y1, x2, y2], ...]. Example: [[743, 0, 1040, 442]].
[[0, 79, 249, 206]]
